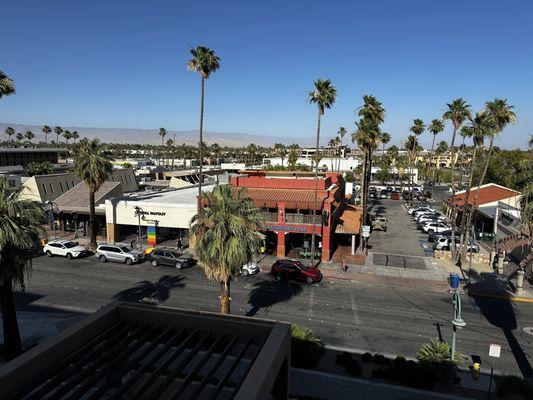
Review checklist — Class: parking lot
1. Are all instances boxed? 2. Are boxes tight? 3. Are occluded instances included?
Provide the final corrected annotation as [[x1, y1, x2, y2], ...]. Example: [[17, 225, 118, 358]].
[[367, 187, 450, 270]]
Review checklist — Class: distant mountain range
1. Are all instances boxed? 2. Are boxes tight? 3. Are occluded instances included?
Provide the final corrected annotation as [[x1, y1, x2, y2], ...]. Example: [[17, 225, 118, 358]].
[[0, 123, 316, 147]]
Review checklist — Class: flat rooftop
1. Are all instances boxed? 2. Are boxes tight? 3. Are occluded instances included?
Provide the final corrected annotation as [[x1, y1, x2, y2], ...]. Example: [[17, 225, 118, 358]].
[[118, 183, 215, 207], [0, 147, 66, 153]]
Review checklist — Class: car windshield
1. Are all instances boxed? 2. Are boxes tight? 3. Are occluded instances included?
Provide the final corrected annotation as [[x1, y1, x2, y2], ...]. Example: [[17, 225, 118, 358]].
[[64, 242, 79, 248], [120, 246, 133, 252]]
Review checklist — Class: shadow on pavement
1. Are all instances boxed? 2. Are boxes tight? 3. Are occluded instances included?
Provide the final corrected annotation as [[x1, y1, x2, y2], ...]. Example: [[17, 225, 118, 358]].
[[246, 279, 303, 317], [467, 271, 533, 378], [112, 275, 185, 303]]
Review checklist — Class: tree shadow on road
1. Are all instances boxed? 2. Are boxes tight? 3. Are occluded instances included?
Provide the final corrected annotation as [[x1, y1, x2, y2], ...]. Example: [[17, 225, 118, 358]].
[[112, 275, 185, 304], [467, 270, 533, 378], [246, 279, 303, 317]]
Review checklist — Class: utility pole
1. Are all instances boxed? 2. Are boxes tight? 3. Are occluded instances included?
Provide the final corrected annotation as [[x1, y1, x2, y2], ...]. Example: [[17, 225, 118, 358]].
[[134, 206, 143, 251]]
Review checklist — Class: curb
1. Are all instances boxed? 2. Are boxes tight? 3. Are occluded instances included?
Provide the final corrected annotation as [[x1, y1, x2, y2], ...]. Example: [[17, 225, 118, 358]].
[[467, 291, 533, 303]]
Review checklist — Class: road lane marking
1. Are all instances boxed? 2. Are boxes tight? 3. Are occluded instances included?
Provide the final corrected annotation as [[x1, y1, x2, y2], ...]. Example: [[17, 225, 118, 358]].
[[308, 287, 315, 318], [350, 292, 361, 325]]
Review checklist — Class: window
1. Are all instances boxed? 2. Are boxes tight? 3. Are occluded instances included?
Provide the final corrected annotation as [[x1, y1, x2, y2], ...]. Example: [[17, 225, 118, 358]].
[[60, 182, 64, 192], [49, 183, 54, 194], [42, 184, 47, 195], [65, 181, 69, 190]]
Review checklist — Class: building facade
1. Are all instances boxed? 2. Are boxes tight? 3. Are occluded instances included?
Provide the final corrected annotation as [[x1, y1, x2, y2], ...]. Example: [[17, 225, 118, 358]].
[[0, 147, 64, 167]]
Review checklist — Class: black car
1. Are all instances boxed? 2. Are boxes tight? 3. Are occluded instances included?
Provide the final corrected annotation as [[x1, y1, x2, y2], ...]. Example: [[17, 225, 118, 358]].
[[148, 248, 195, 269]]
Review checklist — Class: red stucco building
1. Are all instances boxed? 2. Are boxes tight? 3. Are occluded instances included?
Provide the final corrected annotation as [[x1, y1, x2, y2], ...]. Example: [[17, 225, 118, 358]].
[[230, 170, 360, 262]]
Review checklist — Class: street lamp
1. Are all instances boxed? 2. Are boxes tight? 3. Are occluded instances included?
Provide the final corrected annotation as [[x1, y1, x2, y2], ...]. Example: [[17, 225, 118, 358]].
[[133, 206, 144, 251], [449, 273, 466, 363], [44, 201, 59, 240]]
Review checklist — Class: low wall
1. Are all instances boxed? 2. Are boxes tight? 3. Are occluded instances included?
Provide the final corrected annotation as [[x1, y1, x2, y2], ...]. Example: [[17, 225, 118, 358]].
[[434, 250, 491, 265]]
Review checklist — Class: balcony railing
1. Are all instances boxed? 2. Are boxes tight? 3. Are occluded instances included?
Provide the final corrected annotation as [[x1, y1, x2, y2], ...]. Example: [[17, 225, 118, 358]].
[[262, 212, 278, 222], [261, 211, 322, 225]]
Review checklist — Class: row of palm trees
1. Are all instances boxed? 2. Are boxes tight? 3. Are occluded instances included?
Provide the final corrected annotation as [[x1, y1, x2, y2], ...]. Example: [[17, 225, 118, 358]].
[[3, 125, 79, 145]]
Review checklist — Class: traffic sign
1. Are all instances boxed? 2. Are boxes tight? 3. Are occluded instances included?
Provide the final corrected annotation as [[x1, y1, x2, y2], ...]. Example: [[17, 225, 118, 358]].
[[362, 231, 370, 238], [362, 225, 371, 233], [489, 343, 501, 358]]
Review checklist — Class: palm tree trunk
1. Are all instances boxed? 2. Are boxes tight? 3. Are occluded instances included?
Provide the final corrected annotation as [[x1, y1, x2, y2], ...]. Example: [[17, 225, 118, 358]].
[[198, 77, 205, 214], [310, 108, 321, 267], [458, 145, 478, 263], [0, 276, 22, 360], [220, 280, 230, 314], [359, 151, 367, 251], [89, 187, 97, 250], [449, 126, 459, 259], [429, 133, 436, 186]]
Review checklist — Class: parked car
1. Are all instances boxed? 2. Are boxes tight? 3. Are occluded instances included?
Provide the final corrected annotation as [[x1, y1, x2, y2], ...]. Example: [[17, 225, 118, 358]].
[[43, 240, 88, 259], [242, 262, 260, 276], [408, 206, 434, 215], [415, 212, 442, 221], [372, 215, 387, 231], [95, 243, 144, 265], [148, 247, 195, 268], [386, 186, 393, 193], [428, 230, 459, 243], [390, 191, 400, 200], [379, 190, 388, 199], [271, 259, 322, 284], [417, 214, 446, 224], [412, 208, 436, 218], [420, 221, 450, 234], [369, 191, 377, 199], [433, 237, 480, 253]]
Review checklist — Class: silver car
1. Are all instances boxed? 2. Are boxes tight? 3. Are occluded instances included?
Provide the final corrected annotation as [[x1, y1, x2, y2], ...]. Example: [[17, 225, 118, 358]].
[[95, 243, 144, 265]]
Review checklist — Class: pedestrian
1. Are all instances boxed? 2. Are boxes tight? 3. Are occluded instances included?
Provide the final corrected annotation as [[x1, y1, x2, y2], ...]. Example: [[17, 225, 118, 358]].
[[176, 237, 183, 251]]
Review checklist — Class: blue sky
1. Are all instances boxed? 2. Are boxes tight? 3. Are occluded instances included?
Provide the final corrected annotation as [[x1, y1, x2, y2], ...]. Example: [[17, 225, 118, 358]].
[[1, 0, 532, 148]]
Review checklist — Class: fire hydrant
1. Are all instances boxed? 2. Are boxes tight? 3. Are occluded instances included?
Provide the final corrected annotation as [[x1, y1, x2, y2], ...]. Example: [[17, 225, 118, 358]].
[[473, 362, 481, 380]]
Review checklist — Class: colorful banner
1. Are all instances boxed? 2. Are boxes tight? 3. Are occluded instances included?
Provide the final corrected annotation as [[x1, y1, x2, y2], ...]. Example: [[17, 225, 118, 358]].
[[147, 226, 157, 246]]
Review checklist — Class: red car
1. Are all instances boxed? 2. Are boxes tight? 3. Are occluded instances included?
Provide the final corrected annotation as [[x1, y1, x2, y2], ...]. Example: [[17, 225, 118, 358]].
[[271, 259, 323, 284], [390, 191, 400, 200]]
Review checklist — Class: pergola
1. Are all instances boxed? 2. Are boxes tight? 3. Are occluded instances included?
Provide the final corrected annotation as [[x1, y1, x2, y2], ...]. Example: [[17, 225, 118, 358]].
[[0, 302, 291, 400]]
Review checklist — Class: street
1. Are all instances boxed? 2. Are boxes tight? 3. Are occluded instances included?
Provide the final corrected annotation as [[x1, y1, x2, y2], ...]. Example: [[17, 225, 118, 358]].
[[11, 252, 533, 377]]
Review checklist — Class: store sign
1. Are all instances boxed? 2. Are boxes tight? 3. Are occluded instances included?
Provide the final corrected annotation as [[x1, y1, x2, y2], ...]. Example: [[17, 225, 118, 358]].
[[266, 223, 309, 233], [135, 210, 167, 217], [489, 343, 501, 358]]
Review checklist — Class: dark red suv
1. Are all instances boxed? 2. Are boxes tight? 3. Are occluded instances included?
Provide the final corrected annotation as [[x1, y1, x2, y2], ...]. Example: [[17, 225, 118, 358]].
[[271, 259, 323, 284]]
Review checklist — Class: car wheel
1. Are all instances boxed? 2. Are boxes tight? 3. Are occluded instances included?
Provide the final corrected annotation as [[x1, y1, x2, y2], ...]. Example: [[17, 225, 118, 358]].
[[175, 262, 182, 269], [126, 258, 133, 265], [46, 250, 53, 257], [66, 253, 73, 260], [242, 269, 249, 276], [306, 277, 313, 284], [428, 229, 434, 234], [151, 260, 158, 267], [99, 255, 107, 263]]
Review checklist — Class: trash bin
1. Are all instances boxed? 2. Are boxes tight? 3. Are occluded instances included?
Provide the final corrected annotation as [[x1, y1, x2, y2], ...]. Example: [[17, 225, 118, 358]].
[[449, 273, 461, 290]]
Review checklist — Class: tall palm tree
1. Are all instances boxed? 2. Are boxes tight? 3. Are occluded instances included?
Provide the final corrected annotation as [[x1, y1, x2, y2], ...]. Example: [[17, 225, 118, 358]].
[[54, 126, 63, 144], [71, 130, 79, 143], [427, 119, 444, 183], [192, 185, 263, 314], [529, 134, 533, 149], [16, 132, 23, 142], [404, 134, 421, 198], [42, 125, 51, 144], [387, 144, 399, 185], [187, 46, 221, 213], [328, 138, 336, 171], [63, 129, 72, 146], [24, 130, 35, 143], [0, 70, 16, 99], [337, 127, 347, 172], [308, 79, 337, 265], [273, 143, 287, 167], [408, 119, 425, 201], [73, 139, 113, 250], [457, 112, 495, 261], [334, 136, 341, 172], [158, 127, 167, 146], [0, 179, 45, 360], [352, 95, 385, 250], [381, 132, 391, 154], [5, 126, 15, 142], [443, 98, 472, 258]]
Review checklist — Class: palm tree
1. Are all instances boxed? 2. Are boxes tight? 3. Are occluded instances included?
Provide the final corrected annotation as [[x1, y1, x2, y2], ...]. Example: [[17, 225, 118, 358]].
[[192, 185, 263, 314], [308, 79, 337, 264], [337, 127, 347, 172], [5, 126, 15, 142], [427, 119, 445, 183], [328, 138, 336, 171], [0, 70, 16, 99], [42, 125, 51, 144], [187, 46, 221, 213], [387, 145, 399, 184], [443, 98, 472, 258], [24, 130, 35, 143], [273, 143, 287, 167], [381, 132, 391, 153], [158, 127, 167, 146], [63, 129, 72, 146], [54, 126, 63, 144], [16, 132, 23, 142], [529, 134, 533, 149], [408, 119, 425, 202], [73, 139, 113, 250], [71, 130, 79, 143], [434, 141, 448, 182], [0, 179, 45, 360], [352, 95, 385, 250], [457, 112, 495, 261]]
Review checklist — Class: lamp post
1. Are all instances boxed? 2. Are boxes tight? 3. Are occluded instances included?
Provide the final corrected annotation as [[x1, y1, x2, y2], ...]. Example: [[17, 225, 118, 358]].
[[449, 273, 466, 390], [133, 206, 143, 251], [44, 201, 59, 240]]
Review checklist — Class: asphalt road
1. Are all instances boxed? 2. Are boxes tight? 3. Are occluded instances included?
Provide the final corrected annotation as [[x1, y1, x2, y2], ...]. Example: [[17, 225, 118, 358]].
[[15, 253, 533, 377]]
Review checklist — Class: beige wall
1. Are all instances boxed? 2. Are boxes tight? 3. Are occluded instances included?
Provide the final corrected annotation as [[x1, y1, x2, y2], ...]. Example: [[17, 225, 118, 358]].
[[20, 173, 81, 203]]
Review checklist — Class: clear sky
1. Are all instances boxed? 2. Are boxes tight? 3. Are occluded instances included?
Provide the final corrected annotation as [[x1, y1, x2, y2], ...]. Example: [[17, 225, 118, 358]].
[[1, 0, 532, 149]]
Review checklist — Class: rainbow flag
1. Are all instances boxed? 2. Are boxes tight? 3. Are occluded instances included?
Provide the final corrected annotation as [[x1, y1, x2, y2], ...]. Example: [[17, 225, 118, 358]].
[[147, 226, 157, 246]]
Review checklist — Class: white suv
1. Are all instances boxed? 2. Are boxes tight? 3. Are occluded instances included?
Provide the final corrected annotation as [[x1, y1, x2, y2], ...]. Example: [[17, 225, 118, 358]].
[[43, 240, 87, 259], [421, 221, 450, 234]]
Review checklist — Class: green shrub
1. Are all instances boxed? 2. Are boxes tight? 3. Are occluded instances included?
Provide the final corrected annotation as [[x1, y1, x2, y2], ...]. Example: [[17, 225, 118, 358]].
[[372, 359, 452, 390], [361, 352, 373, 363], [497, 375, 533, 399], [373, 353, 391, 366], [335, 352, 353, 367], [290, 324, 324, 369], [417, 338, 451, 362]]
